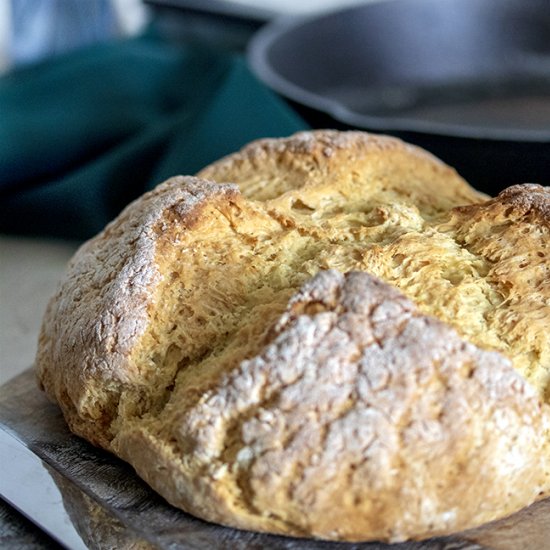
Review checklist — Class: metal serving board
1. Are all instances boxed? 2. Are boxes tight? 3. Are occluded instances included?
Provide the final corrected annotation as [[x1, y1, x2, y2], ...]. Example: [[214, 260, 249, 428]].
[[1, 369, 548, 550]]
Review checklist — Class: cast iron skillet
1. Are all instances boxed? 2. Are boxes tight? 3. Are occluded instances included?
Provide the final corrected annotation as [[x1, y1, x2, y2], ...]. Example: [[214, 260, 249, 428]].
[[248, 0, 550, 195]]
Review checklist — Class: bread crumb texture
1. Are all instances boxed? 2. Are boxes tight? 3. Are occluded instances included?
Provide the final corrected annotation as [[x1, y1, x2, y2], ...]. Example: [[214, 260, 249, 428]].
[[36, 130, 550, 542]]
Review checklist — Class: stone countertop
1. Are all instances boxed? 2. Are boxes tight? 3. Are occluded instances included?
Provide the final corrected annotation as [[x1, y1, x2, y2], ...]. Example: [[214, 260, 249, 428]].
[[0, 235, 79, 386], [0, 235, 78, 548]]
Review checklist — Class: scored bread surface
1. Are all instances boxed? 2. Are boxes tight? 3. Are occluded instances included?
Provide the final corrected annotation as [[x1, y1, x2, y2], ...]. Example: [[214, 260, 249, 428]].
[[36, 130, 550, 542]]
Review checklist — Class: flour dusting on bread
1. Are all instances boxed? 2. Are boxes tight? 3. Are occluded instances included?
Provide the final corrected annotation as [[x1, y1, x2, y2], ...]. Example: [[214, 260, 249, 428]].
[[36, 130, 550, 542]]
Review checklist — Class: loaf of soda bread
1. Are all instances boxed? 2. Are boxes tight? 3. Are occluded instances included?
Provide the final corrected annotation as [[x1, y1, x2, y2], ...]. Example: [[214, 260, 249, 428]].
[[36, 131, 550, 542]]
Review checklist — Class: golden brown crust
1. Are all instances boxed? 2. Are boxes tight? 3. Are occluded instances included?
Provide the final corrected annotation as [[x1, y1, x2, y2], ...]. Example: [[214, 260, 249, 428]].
[[198, 129, 484, 208], [36, 177, 240, 447], [446, 184, 550, 401], [453, 183, 550, 227], [116, 271, 549, 542], [36, 131, 550, 542]]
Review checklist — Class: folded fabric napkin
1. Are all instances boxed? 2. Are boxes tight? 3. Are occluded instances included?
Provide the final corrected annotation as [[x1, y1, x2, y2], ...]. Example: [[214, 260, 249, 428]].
[[0, 32, 307, 240]]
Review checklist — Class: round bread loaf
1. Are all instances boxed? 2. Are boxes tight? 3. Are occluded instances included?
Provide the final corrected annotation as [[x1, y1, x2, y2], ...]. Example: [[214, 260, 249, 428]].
[[36, 131, 550, 542]]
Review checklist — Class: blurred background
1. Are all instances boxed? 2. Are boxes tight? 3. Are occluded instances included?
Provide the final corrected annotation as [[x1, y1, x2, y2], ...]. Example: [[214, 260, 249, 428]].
[[0, 1, 549, 545], [0, 0, 373, 73], [0, 0, 149, 73]]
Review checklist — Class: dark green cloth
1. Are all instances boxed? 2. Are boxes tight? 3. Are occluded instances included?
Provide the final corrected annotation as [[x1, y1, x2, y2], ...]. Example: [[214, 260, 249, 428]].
[[0, 33, 307, 240]]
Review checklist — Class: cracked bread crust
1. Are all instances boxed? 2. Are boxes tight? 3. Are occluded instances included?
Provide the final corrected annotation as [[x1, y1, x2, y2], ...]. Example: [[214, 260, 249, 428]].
[[198, 130, 484, 208], [115, 270, 549, 542], [36, 177, 241, 448], [36, 130, 550, 542]]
